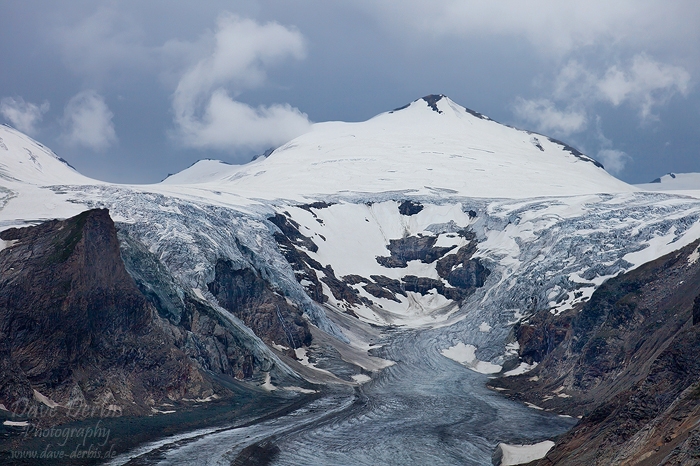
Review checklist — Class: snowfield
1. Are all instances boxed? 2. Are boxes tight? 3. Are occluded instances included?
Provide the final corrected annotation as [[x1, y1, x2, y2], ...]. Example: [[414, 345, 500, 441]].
[[156, 95, 632, 200]]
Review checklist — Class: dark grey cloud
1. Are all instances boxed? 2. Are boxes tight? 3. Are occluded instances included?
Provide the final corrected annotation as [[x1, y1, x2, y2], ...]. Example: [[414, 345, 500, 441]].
[[0, 0, 698, 184]]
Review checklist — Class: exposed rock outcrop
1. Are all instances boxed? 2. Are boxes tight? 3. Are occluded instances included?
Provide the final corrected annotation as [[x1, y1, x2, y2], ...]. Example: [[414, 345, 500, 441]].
[[0, 209, 293, 424], [208, 259, 311, 350], [489, 239, 700, 465], [376, 234, 456, 268], [398, 200, 423, 216], [0, 209, 213, 419]]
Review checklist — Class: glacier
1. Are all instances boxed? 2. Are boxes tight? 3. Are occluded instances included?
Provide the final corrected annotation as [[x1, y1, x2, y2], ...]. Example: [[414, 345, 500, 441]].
[[2, 95, 700, 464]]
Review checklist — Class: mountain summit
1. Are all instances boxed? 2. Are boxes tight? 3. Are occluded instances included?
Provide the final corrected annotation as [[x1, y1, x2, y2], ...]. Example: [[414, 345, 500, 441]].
[[163, 95, 632, 199]]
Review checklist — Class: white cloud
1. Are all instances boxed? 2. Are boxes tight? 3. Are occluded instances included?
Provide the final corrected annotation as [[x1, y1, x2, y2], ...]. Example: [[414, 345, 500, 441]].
[[356, 1, 700, 58], [554, 55, 691, 121], [61, 90, 117, 151], [515, 54, 691, 137], [177, 89, 310, 149], [597, 55, 690, 119], [0, 97, 49, 135], [513, 98, 587, 136], [596, 149, 630, 174], [172, 14, 311, 151]]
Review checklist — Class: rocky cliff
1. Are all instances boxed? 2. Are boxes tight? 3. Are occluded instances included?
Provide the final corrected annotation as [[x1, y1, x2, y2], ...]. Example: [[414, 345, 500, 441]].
[[0, 209, 295, 423], [489, 239, 700, 465]]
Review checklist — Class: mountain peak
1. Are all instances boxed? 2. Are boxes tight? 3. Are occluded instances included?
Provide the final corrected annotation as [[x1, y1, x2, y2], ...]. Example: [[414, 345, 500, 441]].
[[391, 94, 489, 121], [0, 124, 88, 185], [422, 94, 446, 113]]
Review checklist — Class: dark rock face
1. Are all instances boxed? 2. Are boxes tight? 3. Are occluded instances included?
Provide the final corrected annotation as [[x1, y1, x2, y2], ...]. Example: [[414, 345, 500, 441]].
[[269, 213, 370, 313], [435, 233, 490, 291], [489, 239, 700, 465], [402, 275, 462, 301], [398, 200, 423, 216], [119, 234, 273, 380], [269, 213, 318, 253], [0, 209, 213, 419], [269, 213, 325, 303], [369, 275, 406, 297], [422, 94, 445, 113], [297, 201, 334, 214], [376, 234, 456, 268], [208, 260, 311, 349]]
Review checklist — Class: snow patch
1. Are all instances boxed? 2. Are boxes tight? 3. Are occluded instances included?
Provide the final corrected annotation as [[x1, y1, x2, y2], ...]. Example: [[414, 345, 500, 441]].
[[503, 362, 538, 377], [152, 408, 176, 415], [441, 342, 502, 374], [496, 440, 555, 466], [294, 347, 335, 375], [261, 373, 276, 391], [283, 386, 317, 394], [0, 239, 17, 251], [271, 342, 290, 351], [3, 420, 30, 427], [33, 389, 60, 408], [351, 374, 372, 384], [479, 321, 492, 332], [183, 394, 219, 403], [294, 347, 310, 365]]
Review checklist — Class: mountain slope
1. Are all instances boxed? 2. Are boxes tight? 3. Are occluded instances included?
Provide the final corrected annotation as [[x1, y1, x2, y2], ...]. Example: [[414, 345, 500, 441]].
[[637, 172, 700, 193], [161, 95, 632, 199], [0, 124, 90, 186], [0, 209, 311, 423], [489, 238, 700, 465], [0, 209, 213, 418], [1, 96, 700, 463]]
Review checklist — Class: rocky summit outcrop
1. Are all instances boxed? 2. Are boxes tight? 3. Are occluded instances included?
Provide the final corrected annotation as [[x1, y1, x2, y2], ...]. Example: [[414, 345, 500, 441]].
[[0, 209, 287, 424], [489, 239, 700, 465]]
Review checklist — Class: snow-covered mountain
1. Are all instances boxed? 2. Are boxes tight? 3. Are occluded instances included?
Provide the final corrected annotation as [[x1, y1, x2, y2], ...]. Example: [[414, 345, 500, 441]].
[[1, 95, 699, 362], [2, 95, 700, 464], [158, 95, 631, 199], [636, 172, 700, 193], [0, 124, 89, 186]]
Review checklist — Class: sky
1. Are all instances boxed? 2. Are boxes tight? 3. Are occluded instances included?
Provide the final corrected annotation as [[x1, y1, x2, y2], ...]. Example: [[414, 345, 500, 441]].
[[1, 0, 699, 184]]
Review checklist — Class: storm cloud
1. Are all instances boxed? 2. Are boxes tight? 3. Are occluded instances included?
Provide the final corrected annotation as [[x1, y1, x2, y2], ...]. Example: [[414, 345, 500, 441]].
[[0, 1, 697, 183]]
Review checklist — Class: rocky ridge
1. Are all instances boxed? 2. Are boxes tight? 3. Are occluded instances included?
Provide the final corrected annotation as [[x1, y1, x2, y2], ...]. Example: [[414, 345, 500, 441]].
[[489, 238, 700, 465], [0, 209, 304, 424]]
